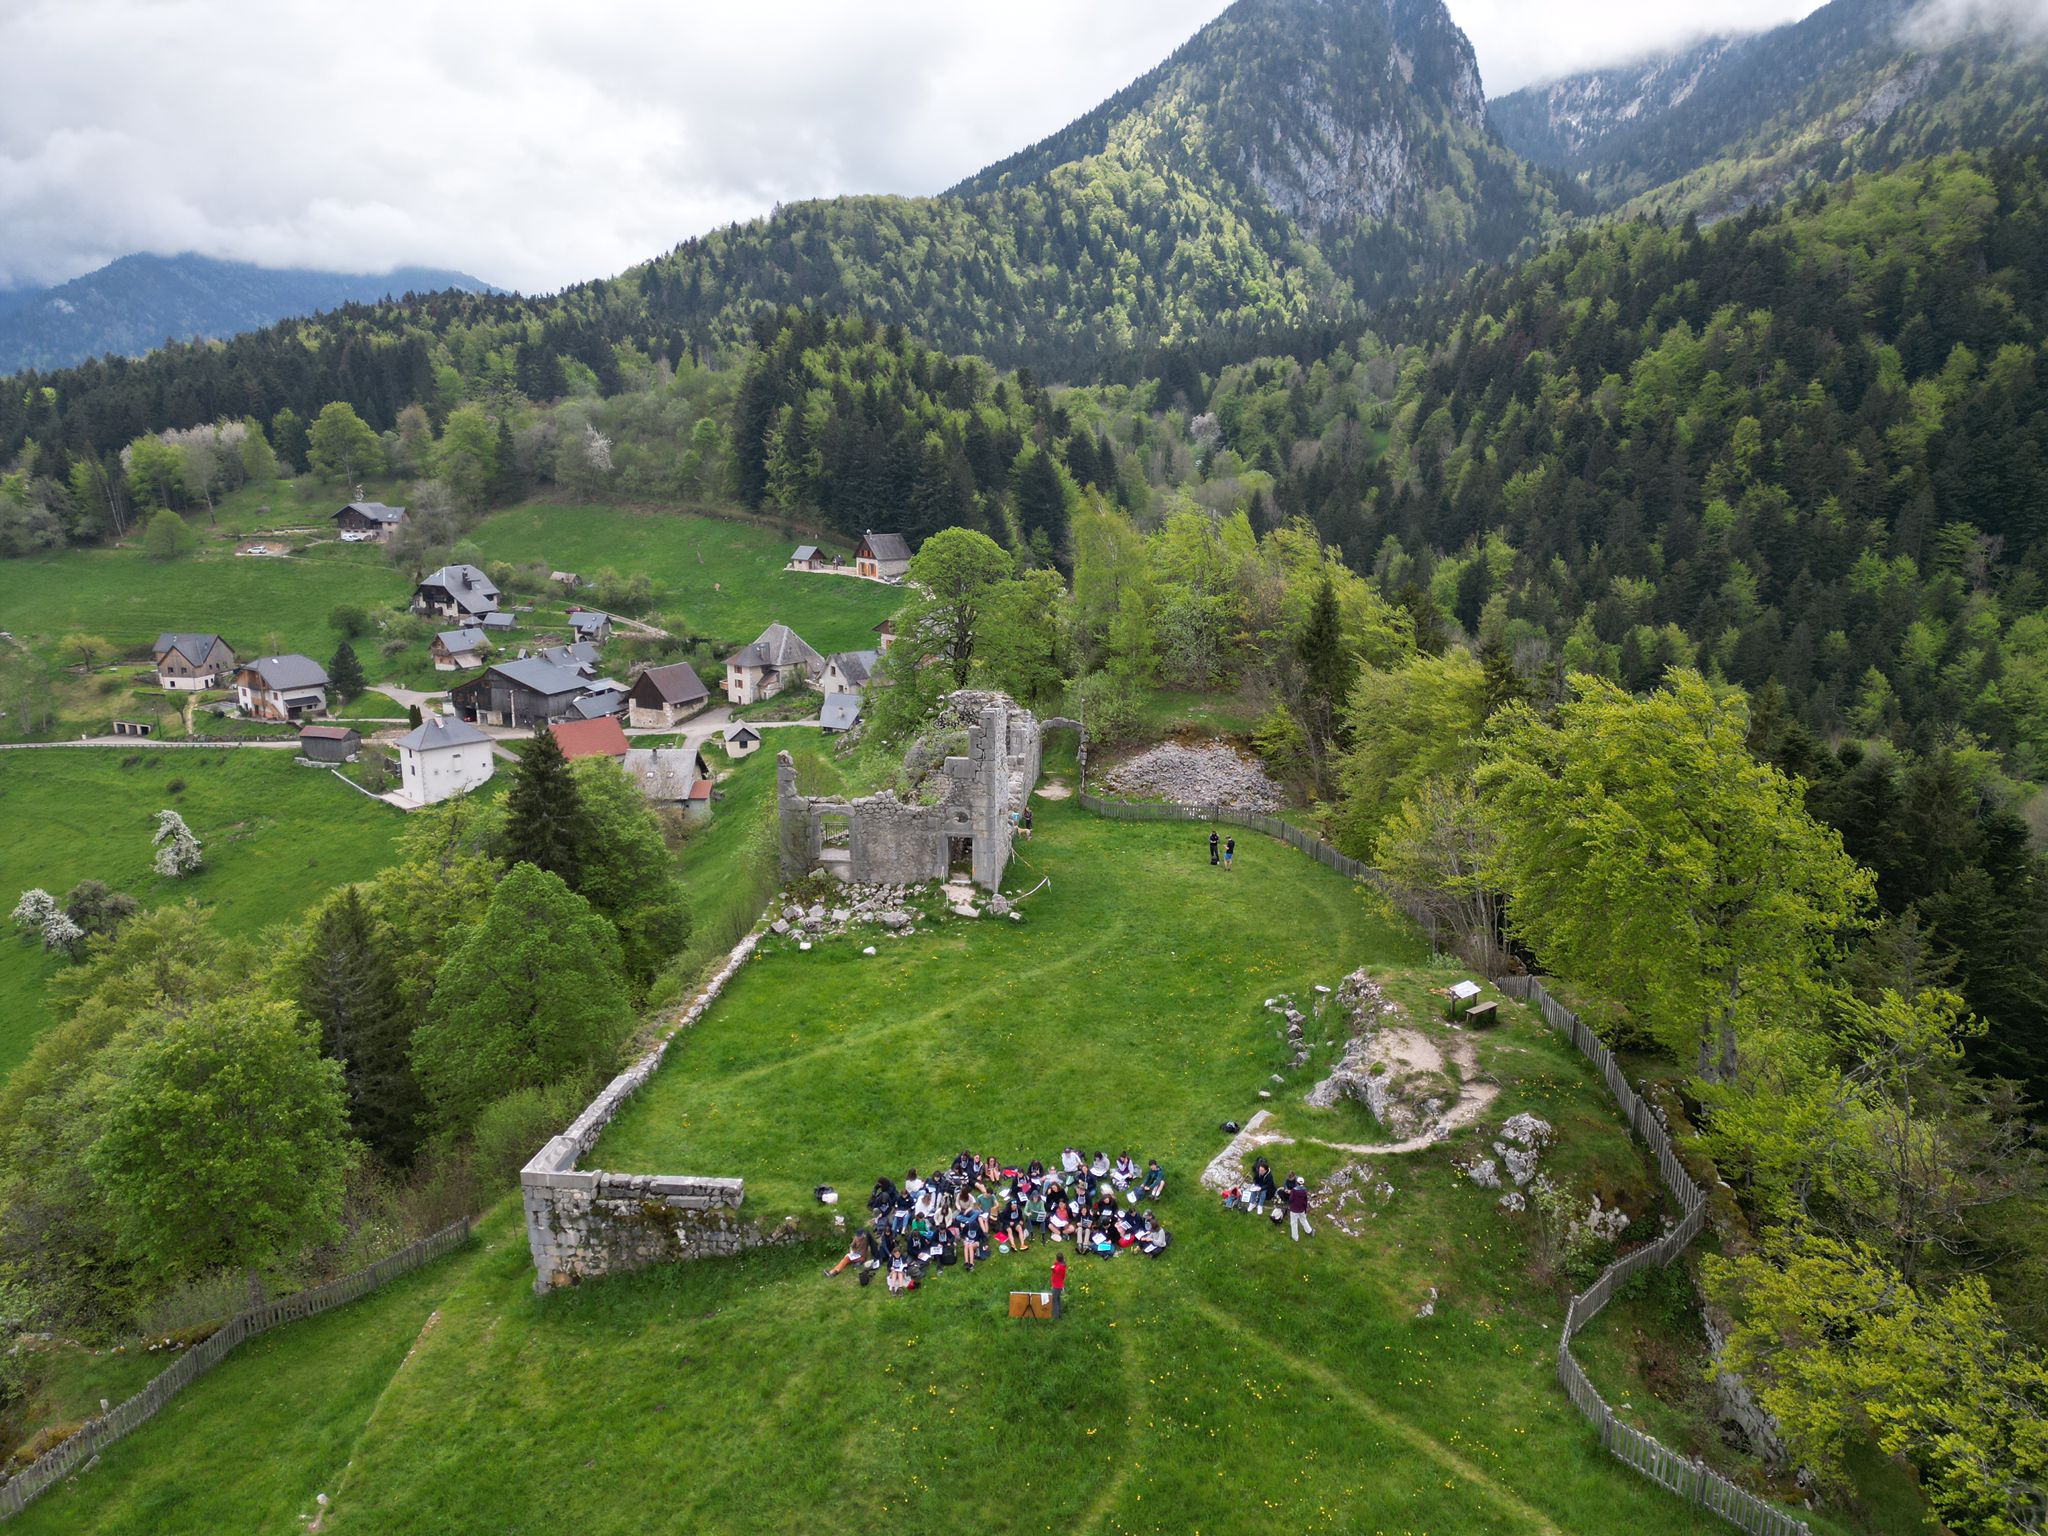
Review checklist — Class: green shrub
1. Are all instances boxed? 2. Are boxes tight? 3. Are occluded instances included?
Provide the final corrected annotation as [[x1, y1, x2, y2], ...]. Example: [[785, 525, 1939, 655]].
[[472, 1080, 593, 1189]]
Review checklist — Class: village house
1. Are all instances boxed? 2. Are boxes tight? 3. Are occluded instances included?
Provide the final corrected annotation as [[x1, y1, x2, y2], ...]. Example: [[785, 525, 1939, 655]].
[[449, 657, 589, 727], [723, 622, 824, 706], [431, 627, 490, 671], [550, 570, 581, 590], [482, 612, 517, 634], [395, 713, 495, 805], [854, 531, 911, 581], [623, 745, 713, 816], [236, 654, 330, 722], [821, 649, 879, 695], [552, 715, 630, 764], [566, 609, 611, 645], [788, 544, 825, 571], [152, 632, 236, 690], [820, 692, 863, 733], [413, 564, 501, 620], [725, 723, 763, 758], [331, 501, 407, 542], [872, 617, 897, 654], [625, 661, 710, 728], [297, 723, 359, 762]]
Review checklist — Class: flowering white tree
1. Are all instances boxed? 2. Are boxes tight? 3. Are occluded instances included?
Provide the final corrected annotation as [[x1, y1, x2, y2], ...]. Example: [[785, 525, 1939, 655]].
[[152, 810, 204, 878], [11, 888, 56, 936]]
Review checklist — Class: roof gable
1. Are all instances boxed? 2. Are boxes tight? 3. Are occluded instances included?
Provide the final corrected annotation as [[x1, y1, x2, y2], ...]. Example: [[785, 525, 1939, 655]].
[[628, 661, 709, 706], [471, 658, 587, 695], [859, 531, 911, 563], [725, 621, 821, 670], [241, 653, 328, 690], [154, 632, 225, 666], [551, 716, 630, 761], [336, 501, 407, 524], [395, 714, 492, 752]]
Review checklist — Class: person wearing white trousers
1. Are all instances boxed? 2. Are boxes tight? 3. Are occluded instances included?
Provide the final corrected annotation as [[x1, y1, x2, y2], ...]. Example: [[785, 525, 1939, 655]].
[[1285, 1177, 1313, 1240]]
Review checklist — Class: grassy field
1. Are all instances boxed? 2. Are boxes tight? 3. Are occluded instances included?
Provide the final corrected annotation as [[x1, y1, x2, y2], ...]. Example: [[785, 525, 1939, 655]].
[[0, 787, 1862, 1535], [0, 749, 408, 1074], [467, 503, 900, 655]]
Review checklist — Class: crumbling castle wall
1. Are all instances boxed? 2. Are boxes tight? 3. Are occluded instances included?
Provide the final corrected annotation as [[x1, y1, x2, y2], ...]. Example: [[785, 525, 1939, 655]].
[[778, 693, 1041, 893]]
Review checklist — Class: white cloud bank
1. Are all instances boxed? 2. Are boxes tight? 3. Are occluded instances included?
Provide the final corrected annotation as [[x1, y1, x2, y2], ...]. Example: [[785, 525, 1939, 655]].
[[0, 0, 1931, 296]]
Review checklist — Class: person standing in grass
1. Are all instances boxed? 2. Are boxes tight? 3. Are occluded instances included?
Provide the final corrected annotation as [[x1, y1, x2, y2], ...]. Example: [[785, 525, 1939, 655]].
[[1209, 829, 1220, 866], [1224, 836, 1235, 869], [1050, 1252, 1067, 1319], [1285, 1175, 1314, 1241]]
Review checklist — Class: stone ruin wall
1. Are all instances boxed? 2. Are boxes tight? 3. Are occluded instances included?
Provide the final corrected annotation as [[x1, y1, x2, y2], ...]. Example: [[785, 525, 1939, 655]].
[[521, 932, 806, 1294], [778, 694, 1042, 893]]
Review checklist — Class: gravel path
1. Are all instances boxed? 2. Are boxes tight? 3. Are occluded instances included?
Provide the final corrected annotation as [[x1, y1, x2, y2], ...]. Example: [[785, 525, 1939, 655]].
[[1101, 741, 1283, 811]]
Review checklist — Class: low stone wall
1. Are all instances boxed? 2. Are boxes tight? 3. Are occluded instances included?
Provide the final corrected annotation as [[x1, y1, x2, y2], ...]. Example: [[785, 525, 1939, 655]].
[[521, 930, 808, 1294]]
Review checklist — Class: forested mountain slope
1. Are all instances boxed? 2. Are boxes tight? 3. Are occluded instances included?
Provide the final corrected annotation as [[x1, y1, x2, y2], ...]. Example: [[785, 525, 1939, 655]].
[[1491, 0, 2048, 212], [0, 255, 495, 375], [0, 0, 1565, 462]]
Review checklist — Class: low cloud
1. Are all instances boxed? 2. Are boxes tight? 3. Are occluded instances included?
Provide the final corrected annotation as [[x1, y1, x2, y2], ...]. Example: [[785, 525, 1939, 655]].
[[1901, 0, 2048, 48]]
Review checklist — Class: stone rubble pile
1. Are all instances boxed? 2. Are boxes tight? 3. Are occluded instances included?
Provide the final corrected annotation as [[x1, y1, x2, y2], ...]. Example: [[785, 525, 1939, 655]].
[[768, 882, 931, 941], [1101, 742, 1284, 812], [1313, 1161, 1396, 1236], [1301, 969, 1405, 1112], [1461, 1113, 1554, 1210], [1264, 993, 1314, 1070]]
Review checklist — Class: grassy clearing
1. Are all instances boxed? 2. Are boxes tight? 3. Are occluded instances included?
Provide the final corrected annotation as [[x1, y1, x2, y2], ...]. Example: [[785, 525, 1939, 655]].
[[0, 792, 1843, 1535], [467, 503, 900, 654], [0, 749, 407, 1075]]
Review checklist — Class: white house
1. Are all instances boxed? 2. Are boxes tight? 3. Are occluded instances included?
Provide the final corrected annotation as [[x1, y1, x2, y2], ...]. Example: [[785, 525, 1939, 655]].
[[725, 723, 763, 759], [152, 632, 236, 690], [395, 714, 495, 804], [821, 649, 879, 695], [235, 654, 329, 722], [723, 622, 823, 706]]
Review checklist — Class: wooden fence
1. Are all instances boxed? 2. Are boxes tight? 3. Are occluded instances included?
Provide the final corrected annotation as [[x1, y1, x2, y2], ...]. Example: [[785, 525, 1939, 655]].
[[1077, 792, 1809, 1536], [0, 1217, 473, 1519]]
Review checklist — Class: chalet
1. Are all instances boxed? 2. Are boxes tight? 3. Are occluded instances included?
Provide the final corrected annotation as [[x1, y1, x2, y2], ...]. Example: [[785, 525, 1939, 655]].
[[236, 654, 330, 722], [331, 501, 407, 542], [482, 612, 517, 633], [855, 531, 911, 581], [413, 564, 500, 620], [552, 715, 630, 764], [821, 649, 879, 695], [431, 627, 490, 672], [297, 724, 360, 762], [626, 662, 709, 728], [566, 609, 611, 645], [723, 622, 823, 706], [788, 544, 823, 570], [449, 658, 589, 727], [395, 714, 494, 805], [873, 617, 897, 654], [623, 746, 712, 816], [820, 692, 863, 733], [724, 724, 763, 759], [152, 632, 236, 690]]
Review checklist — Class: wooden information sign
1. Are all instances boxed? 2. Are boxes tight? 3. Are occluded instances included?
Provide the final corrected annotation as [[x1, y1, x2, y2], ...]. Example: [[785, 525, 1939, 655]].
[[1009, 1291, 1055, 1320]]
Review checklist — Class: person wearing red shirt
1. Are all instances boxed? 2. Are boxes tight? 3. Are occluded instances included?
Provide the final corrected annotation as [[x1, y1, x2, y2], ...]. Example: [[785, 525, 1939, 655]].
[[1050, 1253, 1067, 1319]]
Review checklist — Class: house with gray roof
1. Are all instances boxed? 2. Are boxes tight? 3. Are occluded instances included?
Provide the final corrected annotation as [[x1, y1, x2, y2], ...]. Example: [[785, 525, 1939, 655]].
[[788, 544, 823, 570], [820, 692, 864, 733], [625, 661, 709, 728], [448, 657, 589, 727], [723, 622, 824, 706], [332, 501, 408, 542], [566, 609, 611, 644], [152, 632, 236, 689], [821, 649, 879, 696], [855, 531, 911, 581], [624, 746, 713, 815], [235, 654, 329, 722], [395, 714, 495, 804], [538, 641, 601, 677], [413, 564, 500, 620], [431, 627, 490, 671]]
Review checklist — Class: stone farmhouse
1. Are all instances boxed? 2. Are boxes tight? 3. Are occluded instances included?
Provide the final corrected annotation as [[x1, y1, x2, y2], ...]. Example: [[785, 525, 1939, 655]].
[[450, 657, 590, 727], [854, 530, 911, 581], [331, 501, 407, 541], [778, 692, 1042, 892], [552, 715, 630, 764], [626, 662, 710, 728], [152, 632, 236, 689], [431, 627, 490, 671], [413, 563, 500, 620], [396, 714, 495, 804], [236, 654, 330, 722], [724, 622, 823, 706]]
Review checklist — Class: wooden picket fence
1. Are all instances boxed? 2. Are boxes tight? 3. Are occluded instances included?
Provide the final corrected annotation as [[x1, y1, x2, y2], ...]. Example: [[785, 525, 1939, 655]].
[[0, 1217, 473, 1519], [1078, 791, 1810, 1536]]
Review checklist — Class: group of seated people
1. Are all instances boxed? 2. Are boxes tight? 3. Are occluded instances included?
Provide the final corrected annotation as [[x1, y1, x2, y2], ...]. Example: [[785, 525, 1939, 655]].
[[825, 1146, 1170, 1294]]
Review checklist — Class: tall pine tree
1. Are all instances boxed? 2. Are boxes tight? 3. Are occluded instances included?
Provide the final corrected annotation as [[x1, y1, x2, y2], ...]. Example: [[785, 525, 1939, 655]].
[[502, 722, 588, 887], [1297, 573, 1354, 761], [328, 639, 366, 702], [297, 886, 422, 1164]]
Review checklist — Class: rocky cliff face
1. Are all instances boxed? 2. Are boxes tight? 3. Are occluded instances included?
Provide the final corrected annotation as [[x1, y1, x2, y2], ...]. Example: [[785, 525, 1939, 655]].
[[1489, 34, 1746, 173]]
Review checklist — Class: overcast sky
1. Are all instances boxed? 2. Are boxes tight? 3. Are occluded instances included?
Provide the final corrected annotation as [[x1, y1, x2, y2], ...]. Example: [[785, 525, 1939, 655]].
[[0, 0, 1834, 296]]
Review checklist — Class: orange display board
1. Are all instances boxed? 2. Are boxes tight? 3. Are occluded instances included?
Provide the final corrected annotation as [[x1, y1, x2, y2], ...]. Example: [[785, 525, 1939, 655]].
[[1008, 1291, 1055, 1320]]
